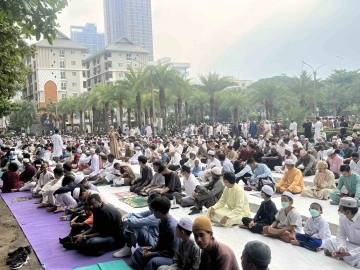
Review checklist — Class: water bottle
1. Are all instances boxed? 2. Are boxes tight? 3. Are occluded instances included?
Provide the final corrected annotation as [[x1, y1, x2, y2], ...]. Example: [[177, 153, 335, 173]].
[[172, 197, 176, 205]]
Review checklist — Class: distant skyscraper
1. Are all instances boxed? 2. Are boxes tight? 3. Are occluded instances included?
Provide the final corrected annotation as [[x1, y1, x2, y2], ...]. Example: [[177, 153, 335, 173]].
[[70, 23, 105, 55], [103, 0, 154, 61]]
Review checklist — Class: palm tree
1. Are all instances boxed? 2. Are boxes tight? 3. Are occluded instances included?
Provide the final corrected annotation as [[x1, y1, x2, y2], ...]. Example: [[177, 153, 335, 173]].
[[288, 70, 313, 107], [148, 63, 180, 133], [38, 100, 59, 129], [76, 92, 90, 133], [219, 90, 246, 122], [190, 91, 207, 124], [112, 81, 130, 129], [58, 96, 78, 133], [122, 67, 148, 126], [197, 72, 236, 122], [171, 75, 192, 131]]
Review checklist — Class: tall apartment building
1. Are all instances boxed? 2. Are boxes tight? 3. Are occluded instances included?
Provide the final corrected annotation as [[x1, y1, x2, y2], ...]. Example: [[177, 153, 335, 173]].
[[70, 23, 105, 55], [85, 37, 148, 90], [21, 31, 88, 108], [103, 0, 154, 61]]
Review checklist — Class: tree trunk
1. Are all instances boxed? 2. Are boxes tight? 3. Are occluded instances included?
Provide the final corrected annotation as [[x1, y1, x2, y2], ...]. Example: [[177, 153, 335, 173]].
[[127, 108, 131, 127], [119, 100, 124, 129], [174, 102, 178, 126], [234, 107, 239, 122], [210, 95, 214, 122], [98, 110, 101, 132], [185, 101, 189, 125], [178, 97, 182, 131], [110, 109, 114, 127], [231, 108, 235, 122], [71, 112, 74, 133], [104, 104, 109, 131], [200, 104, 204, 122], [194, 104, 199, 124], [136, 92, 142, 126], [159, 88, 167, 134], [79, 111, 83, 133], [63, 113, 67, 131]]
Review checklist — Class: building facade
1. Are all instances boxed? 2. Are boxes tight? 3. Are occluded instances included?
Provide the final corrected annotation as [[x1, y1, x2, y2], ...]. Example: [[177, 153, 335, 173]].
[[84, 37, 148, 90], [70, 23, 105, 55], [103, 0, 154, 61], [149, 57, 191, 77], [21, 31, 88, 108]]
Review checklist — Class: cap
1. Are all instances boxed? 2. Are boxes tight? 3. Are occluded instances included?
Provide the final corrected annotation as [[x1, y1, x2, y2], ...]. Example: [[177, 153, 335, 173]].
[[242, 142, 248, 146], [208, 150, 215, 156], [178, 217, 193, 232], [135, 146, 141, 150], [294, 136, 299, 140], [282, 191, 294, 200], [90, 148, 95, 154], [244, 240, 271, 266], [77, 149, 82, 154], [285, 146, 293, 153], [192, 216, 212, 232], [74, 173, 85, 185], [211, 167, 222, 176], [17, 154, 23, 159], [327, 149, 335, 155], [340, 197, 358, 208], [262, 185, 274, 196], [73, 187, 80, 200], [85, 150, 90, 154], [183, 141, 188, 145], [284, 159, 295, 165], [311, 201, 324, 210], [23, 158, 30, 163]]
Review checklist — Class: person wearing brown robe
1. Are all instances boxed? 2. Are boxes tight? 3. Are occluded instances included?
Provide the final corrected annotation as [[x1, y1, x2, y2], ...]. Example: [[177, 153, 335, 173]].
[[108, 126, 120, 159]]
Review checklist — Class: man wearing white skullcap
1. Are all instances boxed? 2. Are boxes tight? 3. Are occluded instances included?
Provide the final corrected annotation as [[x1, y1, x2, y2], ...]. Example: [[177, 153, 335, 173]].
[[321, 197, 360, 267], [241, 185, 277, 234], [263, 191, 302, 243], [158, 217, 201, 270], [275, 159, 304, 194]]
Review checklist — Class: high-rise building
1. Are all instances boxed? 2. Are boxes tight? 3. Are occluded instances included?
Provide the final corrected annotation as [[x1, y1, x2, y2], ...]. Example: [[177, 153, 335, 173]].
[[70, 23, 105, 55], [21, 31, 88, 108], [103, 0, 154, 61]]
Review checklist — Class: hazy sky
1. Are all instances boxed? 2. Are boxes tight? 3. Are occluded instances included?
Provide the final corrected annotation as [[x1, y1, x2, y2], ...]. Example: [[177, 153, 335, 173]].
[[57, 0, 360, 81]]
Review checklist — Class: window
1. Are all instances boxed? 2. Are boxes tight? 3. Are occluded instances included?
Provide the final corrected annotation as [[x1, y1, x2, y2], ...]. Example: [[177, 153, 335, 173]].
[[119, 72, 124, 78], [61, 82, 67, 90], [62, 94, 67, 99], [127, 63, 131, 70], [126, 53, 131, 60], [83, 81, 87, 88], [71, 61, 76, 66], [72, 71, 77, 76], [72, 82, 77, 87], [118, 52, 122, 57], [60, 61, 65, 68], [60, 71, 66, 79], [59, 49, 65, 57], [118, 63, 123, 68], [70, 50, 75, 55], [73, 93, 78, 97]]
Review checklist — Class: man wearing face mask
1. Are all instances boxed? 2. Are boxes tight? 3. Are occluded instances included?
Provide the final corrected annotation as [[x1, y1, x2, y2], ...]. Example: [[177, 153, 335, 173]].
[[291, 201, 331, 251], [329, 164, 360, 206], [321, 197, 360, 267]]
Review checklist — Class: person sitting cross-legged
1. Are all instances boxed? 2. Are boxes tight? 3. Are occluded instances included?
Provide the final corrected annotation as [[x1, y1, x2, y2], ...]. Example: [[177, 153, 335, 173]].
[[241, 185, 277, 234], [113, 193, 161, 258], [173, 165, 200, 207], [188, 167, 224, 215], [295, 150, 316, 176], [207, 172, 251, 227], [70, 194, 125, 256], [262, 191, 302, 243], [139, 161, 165, 195], [132, 196, 179, 270], [275, 159, 304, 194], [329, 164, 360, 206], [130, 155, 153, 194], [157, 166, 182, 200], [245, 158, 273, 191], [0, 162, 23, 193]]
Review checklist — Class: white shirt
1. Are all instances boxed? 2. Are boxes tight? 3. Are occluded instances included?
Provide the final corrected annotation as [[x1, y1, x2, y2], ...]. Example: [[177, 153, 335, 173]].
[[169, 152, 182, 166], [317, 150, 328, 161], [206, 157, 221, 169], [175, 145, 183, 155], [337, 212, 360, 252], [221, 158, 235, 173], [350, 160, 360, 175], [145, 126, 152, 136], [289, 122, 298, 135], [51, 134, 63, 157], [129, 151, 142, 164], [90, 154, 100, 173], [314, 121, 323, 137], [276, 145, 287, 157], [304, 215, 331, 240], [208, 126, 214, 136], [183, 174, 200, 196]]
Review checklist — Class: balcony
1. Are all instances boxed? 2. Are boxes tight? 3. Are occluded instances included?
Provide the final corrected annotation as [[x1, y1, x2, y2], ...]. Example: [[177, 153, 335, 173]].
[[93, 59, 96, 65], [104, 52, 112, 61], [87, 70, 90, 77], [96, 57, 100, 64], [105, 72, 113, 80], [105, 62, 112, 70], [86, 63, 90, 69]]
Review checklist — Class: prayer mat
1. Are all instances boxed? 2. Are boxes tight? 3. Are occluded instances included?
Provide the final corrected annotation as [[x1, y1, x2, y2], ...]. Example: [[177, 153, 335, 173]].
[[250, 192, 282, 199], [120, 196, 148, 208], [11, 196, 33, 203], [113, 191, 138, 199], [73, 260, 131, 270]]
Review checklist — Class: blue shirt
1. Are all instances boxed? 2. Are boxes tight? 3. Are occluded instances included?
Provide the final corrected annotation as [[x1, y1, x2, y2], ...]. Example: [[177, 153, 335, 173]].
[[192, 165, 202, 177], [252, 163, 272, 180], [162, 153, 170, 164]]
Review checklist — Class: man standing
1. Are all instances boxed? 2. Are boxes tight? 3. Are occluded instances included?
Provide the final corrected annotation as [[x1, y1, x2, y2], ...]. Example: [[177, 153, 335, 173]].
[[289, 120, 298, 136], [52, 129, 63, 163], [314, 117, 323, 140]]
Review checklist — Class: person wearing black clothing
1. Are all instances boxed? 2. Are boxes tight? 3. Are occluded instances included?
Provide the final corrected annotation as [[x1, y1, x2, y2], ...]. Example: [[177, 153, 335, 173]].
[[158, 167, 182, 200], [302, 119, 313, 139], [71, 194, 124, 256], [130, 155, 153, 193], [261, 148, 282, 170], [241, 185, 277, 234], [340, 118, 348, 139], [132, 197, 179, 270], [342, 140, 353, 164]]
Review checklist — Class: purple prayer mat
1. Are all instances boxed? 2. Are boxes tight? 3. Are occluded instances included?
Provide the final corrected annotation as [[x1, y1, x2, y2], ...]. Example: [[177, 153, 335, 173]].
[[1, 192, 133, 270]]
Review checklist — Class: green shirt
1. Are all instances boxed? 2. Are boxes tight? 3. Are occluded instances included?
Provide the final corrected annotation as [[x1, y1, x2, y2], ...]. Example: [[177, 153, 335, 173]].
[[336, 173, 360, 204]]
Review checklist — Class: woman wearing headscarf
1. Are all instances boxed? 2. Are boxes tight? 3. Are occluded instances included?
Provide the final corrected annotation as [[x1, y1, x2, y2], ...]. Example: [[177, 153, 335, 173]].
[[300, 160, 336, 200], [108, 126, 120, 159]]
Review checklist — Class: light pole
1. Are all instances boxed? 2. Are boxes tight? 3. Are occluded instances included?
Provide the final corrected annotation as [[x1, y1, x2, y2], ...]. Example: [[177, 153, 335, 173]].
[[302, 61, 326, 118], [233, 70, 242, 81], [337, 56, 343, 70]]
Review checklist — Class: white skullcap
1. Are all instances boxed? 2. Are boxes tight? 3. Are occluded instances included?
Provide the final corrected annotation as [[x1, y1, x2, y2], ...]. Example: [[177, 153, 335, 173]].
[[17, 154, 23, 159], [74, 173, 85, 185], [282, 191, 294, 200], [311, 201, 324, 210], [211, 167, 222, 175], [135, 146, 141, 150], [285, 146, 292, 153], [262, 185, 274, 196], [77, 149, 82, 153], [90, 148, 95, 154], [340, 197, 358, 208], [72, 187, 80, 200], [242, 142, 248, 146], [208, 150, 215, 156], [327, 149, 335, 155], [284, 159, 295, 165], [183, 141, 188, 145], [178, 217, 193, 232], [294, 136, 299, 140], [23, 158, 30, 163]]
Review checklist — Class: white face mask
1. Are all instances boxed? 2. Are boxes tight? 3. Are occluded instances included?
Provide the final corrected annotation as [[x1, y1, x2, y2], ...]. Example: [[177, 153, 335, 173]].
[[338, 211, 345, 217]]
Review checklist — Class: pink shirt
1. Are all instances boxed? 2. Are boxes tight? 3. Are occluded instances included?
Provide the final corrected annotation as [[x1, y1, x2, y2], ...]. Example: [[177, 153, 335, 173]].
[[328, 154, 343, 174]]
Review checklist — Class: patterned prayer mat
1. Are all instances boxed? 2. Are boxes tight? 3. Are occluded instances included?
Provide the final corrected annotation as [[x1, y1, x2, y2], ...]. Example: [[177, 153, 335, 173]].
[[113, 191, 138, 199], [120, 196, 148, 208], [250, 192, 282, 199], [73, 260, 131, 270], [11, 196, 33, 203]]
